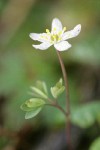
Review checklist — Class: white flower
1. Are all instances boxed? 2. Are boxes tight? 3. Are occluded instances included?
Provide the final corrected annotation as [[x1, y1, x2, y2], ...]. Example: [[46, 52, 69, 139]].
[[29, 18, 81, 51]]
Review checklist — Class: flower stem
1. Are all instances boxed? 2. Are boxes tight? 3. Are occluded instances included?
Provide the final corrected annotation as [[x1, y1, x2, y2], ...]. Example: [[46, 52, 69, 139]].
[[47, 99, 68, 117], [56, 50, 72, 150]]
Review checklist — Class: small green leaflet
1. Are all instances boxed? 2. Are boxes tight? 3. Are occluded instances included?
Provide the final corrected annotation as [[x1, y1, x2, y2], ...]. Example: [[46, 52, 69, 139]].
[[36, 80, 48, 95], [31, 86, 48, 99], [25, 107, 42, 119], [20, 98, 45, 111], [51, 78, 65, 98]]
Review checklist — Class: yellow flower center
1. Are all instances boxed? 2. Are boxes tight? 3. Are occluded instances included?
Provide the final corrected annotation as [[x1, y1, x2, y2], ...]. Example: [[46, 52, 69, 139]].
[[40, 27, 66, 43], [50, 34, 61, 42], [46, 27, 66, 43]]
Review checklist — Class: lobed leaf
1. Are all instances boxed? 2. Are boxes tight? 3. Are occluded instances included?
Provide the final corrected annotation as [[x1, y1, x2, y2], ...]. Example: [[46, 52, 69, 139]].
[[56, 78, 63, 88], [20, 98, 45, 111], [51, 86, 65, 98], [50, 78, 65, 98], [31, 86, 48, 99], [25, 107, 42, 119], [20, 103, 34, 111], [36, 80, 48, 95]]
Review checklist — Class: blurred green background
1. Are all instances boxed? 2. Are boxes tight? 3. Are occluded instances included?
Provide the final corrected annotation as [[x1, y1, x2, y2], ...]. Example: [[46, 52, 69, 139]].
[[0, 0, 100, 150]]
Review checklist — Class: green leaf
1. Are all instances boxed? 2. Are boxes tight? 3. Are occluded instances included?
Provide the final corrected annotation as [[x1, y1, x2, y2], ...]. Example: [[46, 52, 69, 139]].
[[30, 80, 48, 99], [31, 86, 48, 99], [51, 86, 65, 98], [20, 98, 45, 111], [89, 137, 100, 150], [56, 78, 63, 88], [36, 80, 48, 95], [71, 101, 100, 128], [25, 107, 42, 119], [20, 103, 34, 111], [50, 78, 65, 98]]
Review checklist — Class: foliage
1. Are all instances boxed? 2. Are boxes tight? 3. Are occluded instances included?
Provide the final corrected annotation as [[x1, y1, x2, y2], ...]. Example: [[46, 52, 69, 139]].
[[30, 81, 48, 99], [89, 137, 100, 150], [50, 78, 65, 98], [25, 107, 42, 119], [0, 0, 100, 149], [71, 101, 100, 128], [20, 79, 65, 119]]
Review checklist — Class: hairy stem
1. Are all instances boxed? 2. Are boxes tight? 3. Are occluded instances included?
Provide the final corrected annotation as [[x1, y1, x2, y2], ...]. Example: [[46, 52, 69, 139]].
[[56, 50, 72, 150]]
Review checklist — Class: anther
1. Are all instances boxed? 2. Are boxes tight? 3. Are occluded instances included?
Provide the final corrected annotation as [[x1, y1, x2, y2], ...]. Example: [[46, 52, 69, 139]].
[[63, 27, 66, 32], [46, 29, 50, 33]]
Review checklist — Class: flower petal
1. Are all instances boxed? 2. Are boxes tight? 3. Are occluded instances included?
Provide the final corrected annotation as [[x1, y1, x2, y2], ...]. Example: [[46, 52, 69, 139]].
[[51, 18, 63, 34], [62, 24, 81, 40], [54, 41, 71, 51], [29, 33, 50, 43], [32, 42, 52, 50]]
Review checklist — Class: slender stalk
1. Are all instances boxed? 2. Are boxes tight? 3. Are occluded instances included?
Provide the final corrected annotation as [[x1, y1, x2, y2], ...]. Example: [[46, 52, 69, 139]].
[[56, 50, 72, 150], [47, 99, 68, 117]]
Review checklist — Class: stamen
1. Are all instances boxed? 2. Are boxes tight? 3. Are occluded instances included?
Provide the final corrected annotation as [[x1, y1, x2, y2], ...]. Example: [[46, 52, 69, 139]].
[[46, 29, 50, 34], [63, 27, 66, 32], [53, 35, 56, 39]]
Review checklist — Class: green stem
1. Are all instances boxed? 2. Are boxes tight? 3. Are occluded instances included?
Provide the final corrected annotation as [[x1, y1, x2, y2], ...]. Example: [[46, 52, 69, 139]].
[[56, 50, 72, 150]]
